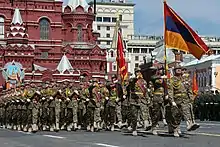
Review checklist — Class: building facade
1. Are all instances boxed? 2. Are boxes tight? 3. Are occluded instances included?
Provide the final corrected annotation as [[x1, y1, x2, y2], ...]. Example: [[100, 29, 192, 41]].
[[127, 35, 163, 74], [0, 0, 106, 88], [184, 55, 220, 92]]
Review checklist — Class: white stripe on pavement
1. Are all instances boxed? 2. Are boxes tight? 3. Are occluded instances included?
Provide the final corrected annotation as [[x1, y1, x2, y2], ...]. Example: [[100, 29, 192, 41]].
[[43, 135, 66, 139], [192, 132, 220, 137], [95, 143, 120, 147]]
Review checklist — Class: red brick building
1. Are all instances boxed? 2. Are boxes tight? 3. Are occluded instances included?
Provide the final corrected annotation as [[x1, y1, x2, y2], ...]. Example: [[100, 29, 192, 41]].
[[0, 0, 107, 88]]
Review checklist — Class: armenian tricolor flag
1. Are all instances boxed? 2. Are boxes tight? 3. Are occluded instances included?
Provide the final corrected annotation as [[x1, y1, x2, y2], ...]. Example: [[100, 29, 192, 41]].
[[164, 1, 209, 59]]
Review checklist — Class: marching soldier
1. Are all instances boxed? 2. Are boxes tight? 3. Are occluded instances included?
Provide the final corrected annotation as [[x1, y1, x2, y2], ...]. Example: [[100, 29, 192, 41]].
[[128, 67, 149, 136], [181, 68, 200, 131], [150, 67, 166, 135]]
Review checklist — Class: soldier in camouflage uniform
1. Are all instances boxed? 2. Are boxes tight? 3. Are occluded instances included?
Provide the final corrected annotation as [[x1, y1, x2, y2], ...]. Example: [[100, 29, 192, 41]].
[[128, 67, 149, 136], [99, 81, 109, 129], [40, 83, 49, 131], [47, 81, 57, 132], [166, 64, 199, 137], [181, 68, 200, 132], [78, 83, 89, 129], [150, 67, 166, 135], [121, 78, 131, 129]]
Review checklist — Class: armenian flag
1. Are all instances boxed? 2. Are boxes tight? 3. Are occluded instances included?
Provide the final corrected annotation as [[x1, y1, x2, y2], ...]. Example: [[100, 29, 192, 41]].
[[164, 1, 209, 59]]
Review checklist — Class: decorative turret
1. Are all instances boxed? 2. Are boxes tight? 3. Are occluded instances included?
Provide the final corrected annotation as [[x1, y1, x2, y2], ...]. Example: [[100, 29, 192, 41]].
[[56, 54, 74, 74], [7, 8, 29, 44], [63, 0, 91, 12]]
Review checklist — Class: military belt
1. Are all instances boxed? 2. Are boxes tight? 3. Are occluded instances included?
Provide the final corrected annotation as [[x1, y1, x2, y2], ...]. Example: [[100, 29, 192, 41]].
[[174, 93, 187, 97], [153, 92, 163, 95], [132, 92, 144, 95]]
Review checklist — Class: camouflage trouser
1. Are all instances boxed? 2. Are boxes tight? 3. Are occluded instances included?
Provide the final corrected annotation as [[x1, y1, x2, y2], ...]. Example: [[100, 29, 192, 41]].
[[21, 109, 27, 126], [0, 108, 4, 126], [94, 107, 101, 123], [106, 106, 116, 125], [48, 107, 55, 126], [66, 108, 73, 125], [60, 108, 66, 126], [27, 109, 32, 127], [73, 107, 78, 124], [116, 102, 122, 122], [87, 107, 95, 125], [78, 109, 84, 125], [33, 107, 39, 125], [151, 103, 162, 128], [17, 110, 22, 126], [121, 105, 131, 124], [6, 109, 12, 126], [12, 110, 17, 126], [130, 104, 140, 131], [181, 103, 195, 127], [140, 103, 151, 123], [41, 109, 48, 126], [165, 105, 182, 129]]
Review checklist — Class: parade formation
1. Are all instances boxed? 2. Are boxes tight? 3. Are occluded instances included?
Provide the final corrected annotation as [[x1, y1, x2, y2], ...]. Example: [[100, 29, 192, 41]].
[[0, 64, 200, 137]]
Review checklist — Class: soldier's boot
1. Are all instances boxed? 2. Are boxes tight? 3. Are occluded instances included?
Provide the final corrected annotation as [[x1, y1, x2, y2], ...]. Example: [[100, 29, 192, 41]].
[[61, 123, 66, 130], [100, 121, 105, 129], [17, 125, 21, 131], [73, 123, 78, 131], [67, 125, 71, 132], [28, 126, 33, 133], [32, 124, 38, 133], [55, 123, 60, 132], [78, 125, 81, 130], [50, 125, 54, 132], [42, 125, 47, 131], [117, 121, 122, 129], [137, 121, 142, 128], [13, 125, 17, 130], [97, 122, 102, 130], [173, 128, 180, 137], [87, 125, 90, 131], [163, 119, 167, 126], [21, 125, 24, 130], [2, 125, 6, 129], [90, 125, 94, 132], [177, 125, 181, 134], [23, 125, 28, 132], [152, 127, 158, 135], [132, 130, 138, 136], [111, 125, 114, 131], [187, 120, 200, 131], [144, 120, 151, 131], [94, 122, 98, 129], [127, 126, 132, 131], [6, 124, 10, 129]]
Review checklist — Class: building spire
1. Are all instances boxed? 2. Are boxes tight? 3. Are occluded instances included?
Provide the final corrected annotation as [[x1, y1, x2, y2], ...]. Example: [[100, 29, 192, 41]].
[[56, 54, 74, 74], [66, 0, 89, 12], [11, 8, 23, 25]]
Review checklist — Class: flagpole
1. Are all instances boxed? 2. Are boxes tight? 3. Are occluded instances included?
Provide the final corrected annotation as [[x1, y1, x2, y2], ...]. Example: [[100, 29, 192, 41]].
[[163, 0, 167, 76]]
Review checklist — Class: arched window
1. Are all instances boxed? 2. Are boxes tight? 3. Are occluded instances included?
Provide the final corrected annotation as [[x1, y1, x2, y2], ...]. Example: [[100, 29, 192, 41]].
[[0, 17, 4, 39], [77, 25, 83, 42], [40, 18, 50, 40]]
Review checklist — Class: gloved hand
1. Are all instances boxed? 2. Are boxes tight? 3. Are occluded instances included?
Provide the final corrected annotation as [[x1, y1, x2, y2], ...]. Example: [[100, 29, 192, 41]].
[[116, 97, 119, 102], [86, 98, 90, 101], [123, 95, 126, 99], [165, 95, 169, 100], [172, 101, 177, 107], [105, 97, 109, 100], [50, 96, 54, 100]]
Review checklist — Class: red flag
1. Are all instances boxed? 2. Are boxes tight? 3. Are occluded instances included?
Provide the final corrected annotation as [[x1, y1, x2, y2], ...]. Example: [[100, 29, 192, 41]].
[[116, 32, 128, 82], [192, 72, 198, 96]]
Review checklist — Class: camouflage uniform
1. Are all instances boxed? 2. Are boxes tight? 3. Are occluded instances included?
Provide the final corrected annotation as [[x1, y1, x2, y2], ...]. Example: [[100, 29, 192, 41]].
[[151, 74, 165, 135], [128, 67, 148, 136]]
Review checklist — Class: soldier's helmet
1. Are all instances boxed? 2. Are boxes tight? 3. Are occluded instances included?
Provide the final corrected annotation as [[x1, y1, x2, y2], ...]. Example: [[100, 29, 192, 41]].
[[134, 67, 141, 73]]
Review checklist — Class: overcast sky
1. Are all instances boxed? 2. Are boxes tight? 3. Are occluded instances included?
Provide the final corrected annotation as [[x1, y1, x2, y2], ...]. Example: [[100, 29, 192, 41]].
[[63, 0, 220, 36]]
